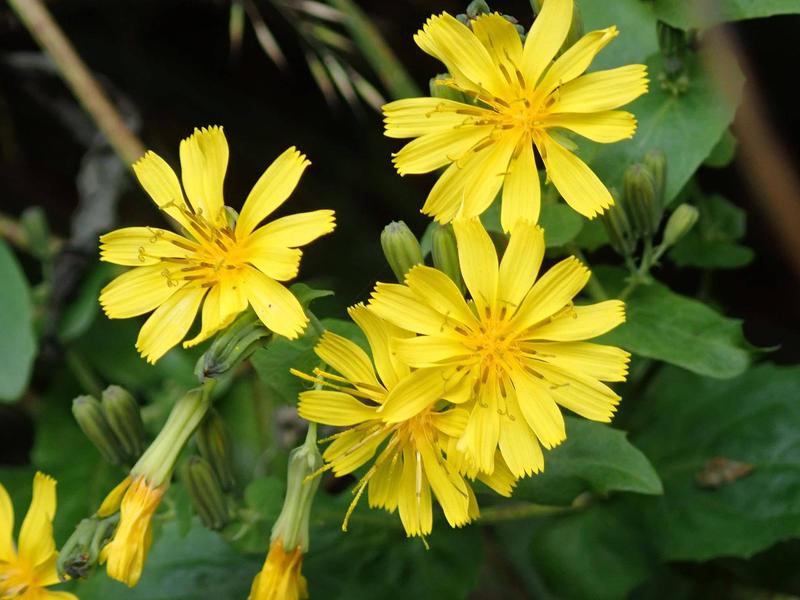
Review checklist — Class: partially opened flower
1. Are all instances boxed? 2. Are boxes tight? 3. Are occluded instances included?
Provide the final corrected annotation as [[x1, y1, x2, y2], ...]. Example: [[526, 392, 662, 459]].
[[99, 126, 336, 363], [293, 305, 515, 537], [383, 0, 648, 231], [369, 218, 630, 477], [0, 472, 77, 600], [248, 538, 307, 600]]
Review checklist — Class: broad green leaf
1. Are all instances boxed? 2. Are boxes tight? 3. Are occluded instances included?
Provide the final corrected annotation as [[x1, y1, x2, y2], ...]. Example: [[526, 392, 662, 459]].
[[654, 0, 800, 28], [632, 364, 800, 560], [583, 52, 744, 206], [0, 240, 36, 402], [598, 270, 752, 378], [225, 476, 286, 554], [59, 263, 114, 342], [669, 194, 754, 269], [579, 0, 659, 69], [290, 282, 334, 309], [538, 203, 584, 247], [517, 418, 662, 505], [76, 520, 259, 599]]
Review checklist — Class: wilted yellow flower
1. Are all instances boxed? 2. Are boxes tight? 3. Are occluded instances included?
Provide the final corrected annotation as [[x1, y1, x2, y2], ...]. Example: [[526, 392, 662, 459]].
[[0, 472, 77, 600], [369, 218, 630, 477], [293, 305, 515, 537], [248, 538, 307, 600], [383, 0, 648, 231], [99, 126, 336, 363]]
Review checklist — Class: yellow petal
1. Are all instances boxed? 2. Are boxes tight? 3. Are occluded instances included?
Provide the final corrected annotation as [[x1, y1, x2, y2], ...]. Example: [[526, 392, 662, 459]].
[[510, 256, 589, 336], [325, 426, 389, 476], [531, 361, 621, 422], [404, 266, 477, 328], [315, 331, 381, 389], [298, 390, 377, 426], [498, 220, 545, 312], [131, 151, 191, 229], [397, 445, 432, 537], [18, 472, 56, 569], [457, 376, 500, 473], [178, 126, 229, 227], [393, 125, 494, 175], [418, 440, 472, 528], [453, 218, 498, 317], [40, 591, 80, 600], [521, 0, 573, 86], [471, 13, 524, 95], [458, 132, 519, 218], [369, 283, 456, 337], [245, 209, 336, 249], [383, 98, 492, 138], [431, 407, 469, 438], [0, 480, 15, 563], [241, 267, 308, 340], [380, 368, 452, 423], [535, 27, 619, 103], [509, 369, 566, 448], [97, 477, 132, 517], [498, 390, 545, 477], [246, 245, 302, 281], [32, 551, 61, 587], [99, 227, 196, 266], [368, 446, 402, 511], [236, 147, 310, 238], [136, 286, 206, 363], [550, 64, 649, 113], [540, 134, 614, 218], [100, 265, 186, 319], [529, 341, 630, 382], [531, 299, 626, 341], [545, 111, 638, 143], [475, 451, 517, 497], [414, 13, 506, 98], [349, 304, 412, 389], [183, 278, 248, 348], [392, 335, 471, 368], [501, 140, 541, 232]]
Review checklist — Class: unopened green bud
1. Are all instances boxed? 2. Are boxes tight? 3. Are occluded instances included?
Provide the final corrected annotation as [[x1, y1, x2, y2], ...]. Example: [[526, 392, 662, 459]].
[[431, 224, 464, 291], [662, 204, 699, 248], [57, 514, 119, 581], [195, 310, 270, 381], [101, 385, 146, 460], [429, 74, 470, 104], [182, 456, 229, 531], [657, 20, 687, 58], [643, 149, 667, 207], [272, 431, 323, 551], [72, 395, 126, 465], [20, 207, 51, 261], [380, 221, 423, 283], [196, 410, 236, 492], [600, 190, 636, 256], [623, 163, 661, 238], [466, 0, 490, 18]]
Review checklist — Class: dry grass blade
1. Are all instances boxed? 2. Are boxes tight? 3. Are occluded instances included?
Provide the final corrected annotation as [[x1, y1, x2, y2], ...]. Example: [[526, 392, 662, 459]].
[[242, 0, 287, 69], [321, 50, 360, 111], [229, 0, 246, 59], [347, 66, 385, 112], [305, 50, 338, 106]]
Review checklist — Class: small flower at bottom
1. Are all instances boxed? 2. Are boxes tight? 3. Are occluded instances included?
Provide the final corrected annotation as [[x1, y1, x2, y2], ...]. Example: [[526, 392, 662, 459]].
[[99, 126, 336, 363], [0, 472, 78, 600], [369, 218, 630, 478], [249, 538, 307, 600], [292, 305, 515, 537]]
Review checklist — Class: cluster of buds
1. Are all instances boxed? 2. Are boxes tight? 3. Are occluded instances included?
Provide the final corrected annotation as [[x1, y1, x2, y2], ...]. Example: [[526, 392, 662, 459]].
[[380, 221, 464, 287], [195, 309, 271, 381], [657, 20, 695, 95]]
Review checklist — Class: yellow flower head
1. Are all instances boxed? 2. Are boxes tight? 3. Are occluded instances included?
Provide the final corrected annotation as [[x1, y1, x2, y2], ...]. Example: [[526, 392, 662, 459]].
[[99, 126, 336, 363], [98, 476, 165, 587], [293, 305, 515, 537], [369, 218, 630, 477], [0, 472, 77, 600], [383, 1, 648, 231], [248, 538, 307, 600]]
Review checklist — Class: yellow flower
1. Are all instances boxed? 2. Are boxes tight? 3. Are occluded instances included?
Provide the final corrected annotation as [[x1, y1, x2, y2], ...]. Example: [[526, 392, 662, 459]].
[[99, 126, 336, 363], [0, 472, 77, 600], [369, 218, 630, 477], [383, 1, 648, 231], [248, 538, 307, 600], [97, 476, 164, 588], [293, 305, 515, 537]]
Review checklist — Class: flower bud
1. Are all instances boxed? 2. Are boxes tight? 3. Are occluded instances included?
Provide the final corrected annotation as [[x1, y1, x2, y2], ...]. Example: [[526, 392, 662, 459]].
[[623, 163, 661, 238], [380, 221, 423, 283], [57, 514, 119, 581], [102, 385, 146, 461], [466, 0, 490, 18], [72, 395, 126, 466], [195, 310, 270, 381], [662, 204, 699, 248], [599, 190, 636, 257], [643, 149, 667, 208], [196, 410, 236, 492], [657, 20, 687, 58], [431, 223, 464, 292], [182, 456, 229, 531]]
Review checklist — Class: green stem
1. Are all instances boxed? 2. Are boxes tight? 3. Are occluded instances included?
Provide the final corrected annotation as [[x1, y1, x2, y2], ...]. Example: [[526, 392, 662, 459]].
[[65, 347, 103, 397], [479, 502, 575, 523], [308, 311, 327, 338]]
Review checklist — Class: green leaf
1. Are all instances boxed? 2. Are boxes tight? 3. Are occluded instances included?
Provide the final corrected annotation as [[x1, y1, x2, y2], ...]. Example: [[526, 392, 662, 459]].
[[703, 129, 738, 168], [578, 0, 659, 69], [76, 520, 260, 599], [0, 240, 36, 402], [289, 282, 334, 309], [598, 271, 752, 378], [517, 418, 662, 505], [583, 52, 744, 206], [59, 263, 114, 342], [669, 194, 754, 269], [225, 476, 285, 554], [653, 0, 800, 28], [539, 203, 584, 247], [632, 364, 800, 560]]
